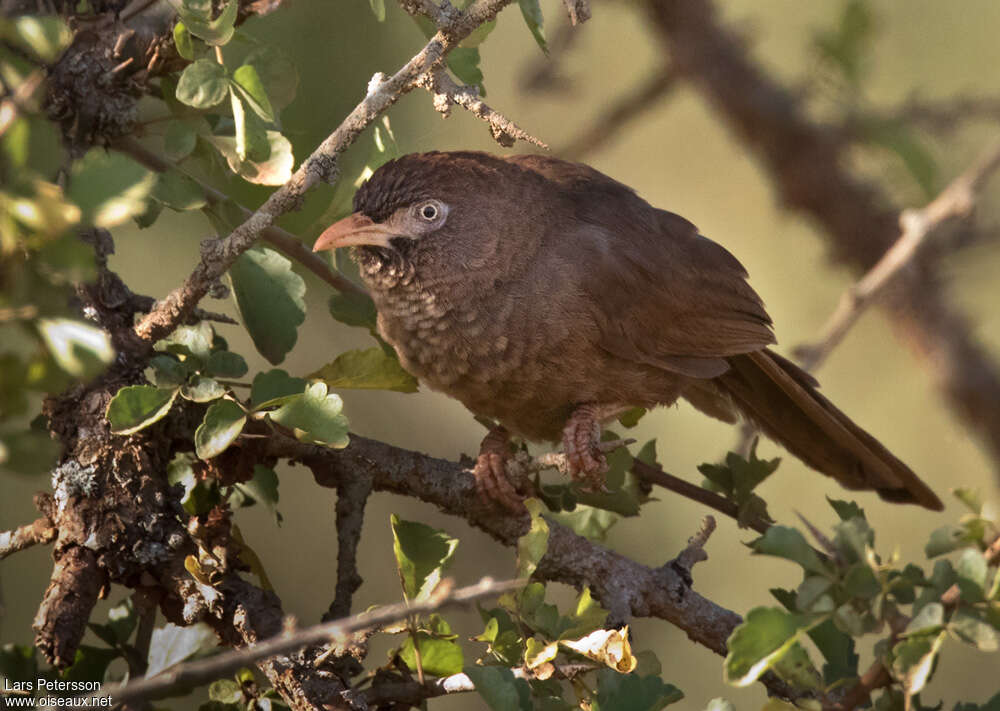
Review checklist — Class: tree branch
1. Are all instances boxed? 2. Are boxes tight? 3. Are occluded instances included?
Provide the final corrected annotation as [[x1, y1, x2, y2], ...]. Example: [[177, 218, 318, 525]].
[[83, 577, 522, 709], [0, 517, 56, 560], [796, 141, 1000, 370], [645, 0, 1000, 479]]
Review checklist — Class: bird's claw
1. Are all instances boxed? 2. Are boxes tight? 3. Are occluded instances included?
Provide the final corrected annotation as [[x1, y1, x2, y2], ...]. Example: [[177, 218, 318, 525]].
[[473, 426, 524, 512], [563, 410, 609, 492]]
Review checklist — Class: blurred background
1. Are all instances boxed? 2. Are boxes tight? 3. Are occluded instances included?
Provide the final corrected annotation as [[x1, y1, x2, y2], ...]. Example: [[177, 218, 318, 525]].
[[3, 0, 1000, 708]]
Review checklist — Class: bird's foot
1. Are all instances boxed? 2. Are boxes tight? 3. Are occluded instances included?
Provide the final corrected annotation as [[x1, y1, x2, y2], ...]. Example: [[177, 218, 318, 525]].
[[562, 405, 611, 492], [473, 425, 525, 512]]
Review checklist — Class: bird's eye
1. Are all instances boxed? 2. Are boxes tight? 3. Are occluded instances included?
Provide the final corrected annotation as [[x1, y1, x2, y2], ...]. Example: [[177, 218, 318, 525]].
[[419, 203, 438, 221]]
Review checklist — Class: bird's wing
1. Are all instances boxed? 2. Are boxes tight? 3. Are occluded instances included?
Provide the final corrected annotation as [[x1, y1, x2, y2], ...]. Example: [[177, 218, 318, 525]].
[[509, 156, 775, 378]]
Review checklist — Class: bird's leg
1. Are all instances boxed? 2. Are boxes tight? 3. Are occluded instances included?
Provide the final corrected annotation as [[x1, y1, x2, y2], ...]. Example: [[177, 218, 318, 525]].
[[473, 425, 523, 512], [562, 403, 630, 490]]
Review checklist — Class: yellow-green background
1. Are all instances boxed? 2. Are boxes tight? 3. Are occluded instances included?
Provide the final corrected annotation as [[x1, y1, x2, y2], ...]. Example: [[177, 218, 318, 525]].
[[3, 1, 1000, 708]]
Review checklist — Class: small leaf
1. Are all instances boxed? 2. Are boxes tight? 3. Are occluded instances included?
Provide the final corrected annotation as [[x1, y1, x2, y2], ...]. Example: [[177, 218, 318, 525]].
[[207, 131, 293, 185], [209, 679, 242, 704], [905, 603, 944, 635], [724, 607, 815, 686], [518, 0, 547, 53], [69, 150, 156, 228], [173, 21, 195, 60], [525, 638, 559, 669], [9, 16, 72, 62], [146, 623, 217, 676], [228, 247, 306, 365], [107, 385, 179, 434], [400, 632, 464, 677], [328, 290, 378, 332], [195, 399, 246, 459], [157, 322, 214, 363], [233, 465, 280, 522], [250, 369, 306, 408], [232, 64, 275, 122], [464, 665, 533, 711], [949, 608, 999, 652], [37, 318, 114, 378], [229, 89, 270, 163], [177, 0, 237, 45], [152, 170, 207, 211], [517, 498, 549, 580], [176, 59, 229, 108], [955, 548, 989, 602], [595, 669, 685, 711], [891, 631, 946, 697], [243, 46, 298, 111], [749, 526, 831, 577], [164, 120, 199, 161], [925, 524, 978, 558], [827, 498, 865, 522], [391, 514, 459, 602], [309, 347, 417, 392], [180, 375, 225, 402], [205, 351, 248, 378], [268, 382, 349, 447], [447, 48, 485, 94], [62, 645, 120, 683]]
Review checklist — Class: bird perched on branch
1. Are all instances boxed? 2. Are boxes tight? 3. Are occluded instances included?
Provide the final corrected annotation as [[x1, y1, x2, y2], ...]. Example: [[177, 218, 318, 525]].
[[314, 151, 942, 512]]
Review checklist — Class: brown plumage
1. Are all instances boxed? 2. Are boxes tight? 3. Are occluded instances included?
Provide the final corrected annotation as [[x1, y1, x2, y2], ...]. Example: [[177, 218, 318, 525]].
[[314, 151, 942, 512]]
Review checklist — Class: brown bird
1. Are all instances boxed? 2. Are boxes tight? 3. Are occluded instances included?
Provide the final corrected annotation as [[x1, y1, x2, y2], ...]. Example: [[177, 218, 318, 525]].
[[313, 151, 942, 512]]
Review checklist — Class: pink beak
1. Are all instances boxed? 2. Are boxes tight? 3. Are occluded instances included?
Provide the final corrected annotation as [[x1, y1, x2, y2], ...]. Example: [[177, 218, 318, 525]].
[[312, 212, 396, 252]]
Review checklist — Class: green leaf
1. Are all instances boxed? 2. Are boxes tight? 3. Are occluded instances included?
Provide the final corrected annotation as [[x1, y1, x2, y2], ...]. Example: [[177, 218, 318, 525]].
[[447, 48, 485, 94], [177, 0, 237, 45], [37, 318, 114, 378], [233, 464, 281, 522], [181, 375, 225, 402], [594, 669, 684, 711], [62, 645, 120, 683], [811, 0, 874, 86], [328, 290, 378, 332], [724, 607, 815, 686], [209, 679, 242, 704], [176, 59, 229, 108], [205, 351, 247, 378], [232, 64, 275, 122], [243, 46, 298, 111], [906, 602, 944, 635], [891, 631, 946, 697], [953, 487, 984, 514], [157, 322, 214, 363], [400, 629, 464, 676], [168, 455, 219, 515], [955, 548, 989, 602], [152, 170, 207, 211], [309, 347, 417, 393], [391, 514, 459, 602], [749, 526, 831, 577], [809, 618, 859, 686], [228, 247, 306, 365], [517, 498, 549, 580], [8, 15, 72, 62], [0, 644, 38, 685], [518, 0, 547, 53], [69, 150, 156, 228], [827, 498, 865, 522], [617, 406, 646, 428], [269, 382, 349, 447], [250, 369, 306, 408], [164, 120, 199, 161], [107, 385, 179, 434], [149, 355, 189, 388], [173, 21, 195, 60], [195, 399, 246, 459], [925, 524, 978, 558], [368, 0, 386, 21], [950, 608, 999, 652], [548, 505, 618, 542], [207, 131, 294, 185], [464, 665, 533, 711], [229, 89, 270, 163], [146, 623, 217, 676]]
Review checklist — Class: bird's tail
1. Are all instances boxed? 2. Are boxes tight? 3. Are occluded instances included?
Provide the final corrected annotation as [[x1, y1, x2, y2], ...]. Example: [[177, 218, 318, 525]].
[[715, 348, 943, 510]]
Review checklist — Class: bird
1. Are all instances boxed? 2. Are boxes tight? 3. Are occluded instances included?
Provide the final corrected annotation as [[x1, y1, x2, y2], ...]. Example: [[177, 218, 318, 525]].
[[313, 151, 943, 513]]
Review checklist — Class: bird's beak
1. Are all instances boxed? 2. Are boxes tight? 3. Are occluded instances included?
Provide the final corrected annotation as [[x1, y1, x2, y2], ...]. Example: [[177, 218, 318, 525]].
[[312, 212, 396, 252]]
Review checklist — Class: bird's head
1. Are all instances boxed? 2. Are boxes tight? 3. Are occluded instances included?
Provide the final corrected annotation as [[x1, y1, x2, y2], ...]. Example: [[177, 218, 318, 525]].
[[313, 151, 543, 282]]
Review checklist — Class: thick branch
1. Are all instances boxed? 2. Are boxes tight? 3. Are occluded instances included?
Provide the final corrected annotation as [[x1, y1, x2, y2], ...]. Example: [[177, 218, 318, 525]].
[[269, 433, 811, 704], [645, 0, 1000, 477]]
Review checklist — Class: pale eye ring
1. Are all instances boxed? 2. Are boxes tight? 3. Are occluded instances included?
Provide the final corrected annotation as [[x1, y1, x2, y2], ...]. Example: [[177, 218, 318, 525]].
[[419, 202, 439, 221]]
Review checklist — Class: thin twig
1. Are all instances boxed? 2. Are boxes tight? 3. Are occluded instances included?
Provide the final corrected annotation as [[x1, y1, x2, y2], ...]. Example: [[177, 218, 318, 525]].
[[417, 69, 548, 148], [559, 66, 679, 159], [81, 577, 521, 708], [0, 518, 57, 560], [795, 141, 1000, 371], [131, 0, 521, 346], [631, 458, 772, 535]]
